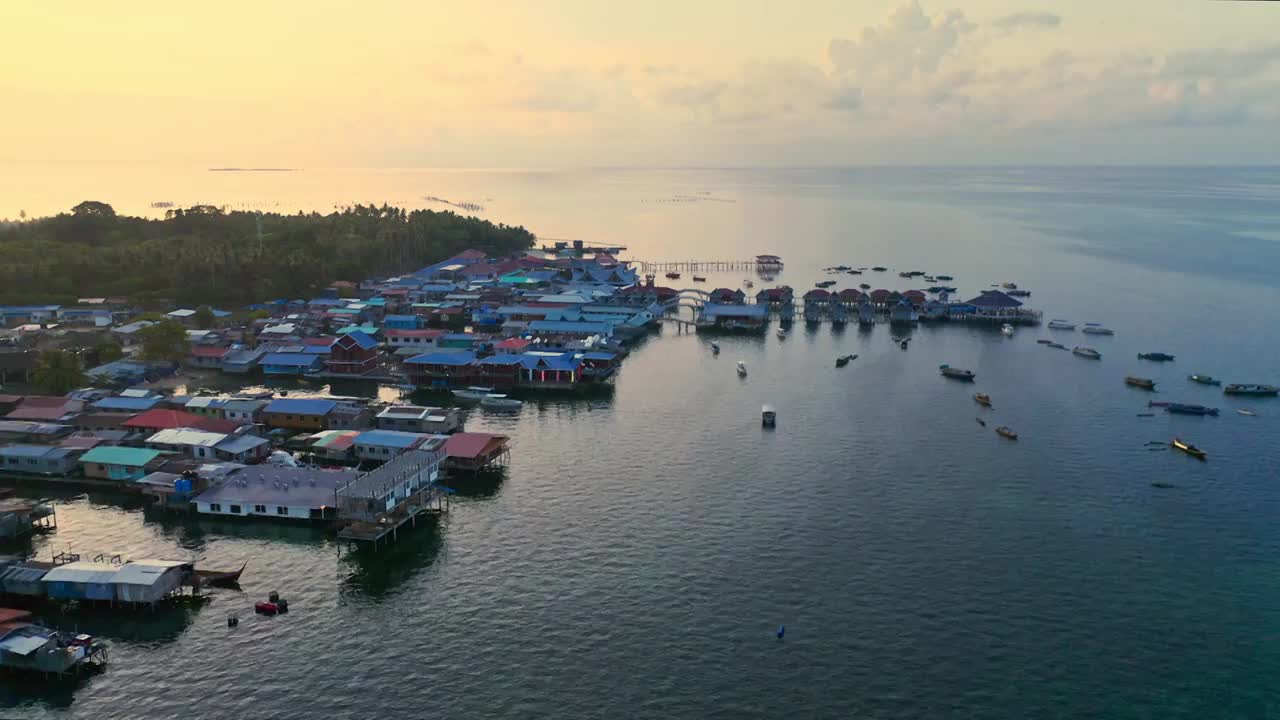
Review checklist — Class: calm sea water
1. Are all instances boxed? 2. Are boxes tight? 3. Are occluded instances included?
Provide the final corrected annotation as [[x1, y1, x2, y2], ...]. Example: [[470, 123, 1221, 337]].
[[4, 166, 1280, 718]]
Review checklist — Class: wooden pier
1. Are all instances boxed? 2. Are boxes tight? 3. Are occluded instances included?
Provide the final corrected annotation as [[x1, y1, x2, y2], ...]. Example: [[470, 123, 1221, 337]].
[[334, 450, 450, 550], [635, 259, 783, 272]]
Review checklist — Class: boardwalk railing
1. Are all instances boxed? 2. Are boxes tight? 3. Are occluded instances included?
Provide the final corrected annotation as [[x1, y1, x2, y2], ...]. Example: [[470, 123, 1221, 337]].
[[635, 259, 783, 272]]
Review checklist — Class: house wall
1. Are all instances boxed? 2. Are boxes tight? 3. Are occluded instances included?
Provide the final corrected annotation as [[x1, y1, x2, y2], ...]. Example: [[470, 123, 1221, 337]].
[[195, 501, 314, 520], [82, 461, 149, 481], [261, 412, 327, 431]]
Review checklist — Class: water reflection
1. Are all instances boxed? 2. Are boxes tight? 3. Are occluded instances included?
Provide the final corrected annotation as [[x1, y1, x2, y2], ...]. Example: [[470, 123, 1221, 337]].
[[446, 468, 507, 501], [142, 510, 330, 550], [339, 517, 443, 601]]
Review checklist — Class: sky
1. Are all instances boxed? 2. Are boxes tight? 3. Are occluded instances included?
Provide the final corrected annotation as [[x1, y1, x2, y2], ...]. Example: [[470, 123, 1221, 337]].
[[3, 0, 1279, 167]]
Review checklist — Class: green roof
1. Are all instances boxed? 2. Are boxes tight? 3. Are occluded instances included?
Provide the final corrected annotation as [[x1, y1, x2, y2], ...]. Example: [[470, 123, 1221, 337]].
[[79, 446, 164, 467]]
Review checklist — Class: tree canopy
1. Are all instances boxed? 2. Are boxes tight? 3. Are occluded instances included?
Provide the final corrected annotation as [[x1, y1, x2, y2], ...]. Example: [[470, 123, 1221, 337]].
[[194, 306, 216, 329], [138, 319, 190, 363], [0, 202, 537, 306], [32, 349, 86, 395]]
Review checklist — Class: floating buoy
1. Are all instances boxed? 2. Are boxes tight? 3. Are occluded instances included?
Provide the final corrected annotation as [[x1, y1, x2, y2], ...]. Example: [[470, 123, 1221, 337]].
[[277, 598, 289, 613], [776, 625, 785, 639], [268, 591, 280, 604], [227, 614, 239, 627]]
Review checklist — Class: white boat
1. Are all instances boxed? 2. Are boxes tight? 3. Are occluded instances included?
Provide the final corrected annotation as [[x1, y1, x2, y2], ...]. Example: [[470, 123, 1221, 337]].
[[776, 328, 787, 339], [737, 361, 748, 377], [710, 342, 720, 355], [1081, 323, 1114, 336], [452, 386, 495, 401], [1001, 323, 1014, 337], [744, 279, 754, 288], [1047, 319, 1075, 330], [761, 404, 776, 427], [1072, 346, 1102, 359], [480, 394, 523, 410]]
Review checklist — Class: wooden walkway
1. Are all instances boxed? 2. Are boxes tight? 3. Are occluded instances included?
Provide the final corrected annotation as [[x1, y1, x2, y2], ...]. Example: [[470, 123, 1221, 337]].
[[636, 259, 782, 272]]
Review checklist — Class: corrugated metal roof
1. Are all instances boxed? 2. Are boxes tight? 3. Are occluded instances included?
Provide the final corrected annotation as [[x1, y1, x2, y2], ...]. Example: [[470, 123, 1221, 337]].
[[404, 351, 476, 366], [113, 560, 189, 586], [0, 564, 49, 584], [356, 430, 427, 449], [148, 428, 228, 447], [78, 446, 163, 466], [264, 398, 337, 416], [216, 435, 269, 454], [41, 561, 119, 584], [0, 444, 65, 459], [0, 631, 49, 656], [93, 396, 160, 411], [260, 353, 321, 367]]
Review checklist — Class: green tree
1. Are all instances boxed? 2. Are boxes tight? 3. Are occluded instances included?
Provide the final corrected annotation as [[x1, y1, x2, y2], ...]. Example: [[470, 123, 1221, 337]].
[[194, 305, 216, 329], [94, 339, 124, 363], [70, 201, 116, 218], [247, 309, 271, 320], [31, 349, 86, 395], [138, 319, 190, 363]]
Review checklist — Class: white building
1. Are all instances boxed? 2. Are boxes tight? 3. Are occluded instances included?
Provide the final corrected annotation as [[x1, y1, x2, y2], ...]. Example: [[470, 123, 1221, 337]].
[[192, 466, 360, 520]]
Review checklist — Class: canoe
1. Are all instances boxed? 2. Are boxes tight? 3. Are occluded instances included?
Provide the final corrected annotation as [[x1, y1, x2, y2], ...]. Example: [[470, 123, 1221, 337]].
[[1137, 353, 1175, 362], [1170, 438, 1206, 460], [1188, 374, 1220, 386], [1237, 409, 1256, 416], [995, 426, 1018, 440], [1125, 376, 1156, 390], [1223, 384, 1278, 396], [973, 393, 992, 406]]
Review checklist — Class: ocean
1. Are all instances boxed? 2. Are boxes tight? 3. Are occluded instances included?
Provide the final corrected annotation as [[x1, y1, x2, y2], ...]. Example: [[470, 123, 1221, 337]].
[[3, 166, 1280, 718]]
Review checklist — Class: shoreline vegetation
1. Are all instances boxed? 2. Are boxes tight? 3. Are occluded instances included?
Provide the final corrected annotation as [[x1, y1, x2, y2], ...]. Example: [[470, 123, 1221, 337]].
[[0, 201, 536, 307]]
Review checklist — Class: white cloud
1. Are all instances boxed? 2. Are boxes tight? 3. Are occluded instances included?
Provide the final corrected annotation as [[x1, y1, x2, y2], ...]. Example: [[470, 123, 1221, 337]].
[[991, 11, 1061, 32]]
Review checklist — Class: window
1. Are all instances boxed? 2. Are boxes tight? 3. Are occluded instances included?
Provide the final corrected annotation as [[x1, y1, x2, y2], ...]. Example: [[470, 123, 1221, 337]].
[[210, 503, 222, 512], [254, 504, 266, 513], [276, 506, 287, 515], [27, 459, 38, 465], [229, 504, 241, 514], [98, 464, 106, 472], [5, 458, 16, 465]]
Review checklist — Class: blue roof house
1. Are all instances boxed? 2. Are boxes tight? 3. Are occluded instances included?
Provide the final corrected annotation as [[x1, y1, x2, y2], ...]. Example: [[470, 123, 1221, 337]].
[[260, 353, 323, 376]]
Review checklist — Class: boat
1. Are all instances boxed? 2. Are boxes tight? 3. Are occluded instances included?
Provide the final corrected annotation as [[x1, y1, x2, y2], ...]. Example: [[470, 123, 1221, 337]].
[[1170, 438, 1206, 460], [1047, 342, 1067, 350], [1047, 319, 1075, 330], [1037, 339, 1053, 345], [939, 364, 975, 381], [1166, 403, 1219, 416], [1147, 401, 1170, 407], [480, 395, 523, 410], [975, 417, 986, 426], [665, 272, 681, 279], [995, 426, 1018, 440], [815, 280, 836, 288], [1138, 352, 1175, 362], [1237, 409, 1256, 416], [899, 339, 909, 350], [776, 328, 787, 339], [1006, 290, 1031, 297], [710, 342, 720, 355], [1223, 384, 1279, 396], [1072, 347, 1101, 359], [692, 275, 707, 282], [761, 405, 776, 428], [859, 283, 871, 290], [835, 354, 857, 367], [1125, 376, 1156, 390], [973, 393, 992, 407], [1151, 482, 1176, 489], [737, 361, 747, 377], [1000, 323, 1014, 337], [452, 386, 496, 401], [191, 561, 248, 588], [871, 266, 887, 272], [1001, 282, 1017, 289], [1081, 324, 1114, 335], [923, 276, 937, 282], [936, 275, 954, 281], [1188, 374, 1220, 386], [744, 279, 753, 287], [846, 269, 862, 275]]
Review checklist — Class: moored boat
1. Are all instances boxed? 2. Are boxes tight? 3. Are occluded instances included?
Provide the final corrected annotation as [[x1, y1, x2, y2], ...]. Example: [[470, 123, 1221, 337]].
[[1047, 319, 1075, 330], [995, 426, 1018, 440], [776, 328, 787, 339], [1237, 409, 1256, 416], [1166, 403, 1219, 416], [1125, 376, 1156, 390], [665, 272, 681, 279], [1006, 290, 1031, 297], [1001, 323, 1014, 337], [1001, 282, 1017, 289], [190, 561, 248, 588], [973, 393, 992, 406], [939, 364, 975, 381], [1081, 323, 1114, 335], [1188, 374, 1219, 386], [859, 283, 871, 290], [834, 354, 857, 367], [452, 386, 496, 401], [1072, 347, 1101, 359], [692, 275, 707, 282], [710, 342, 720, 355], [975, 417, 986, 426], [480, 394, 523, 410], [1138, 352, 1175, 362], [1047, 342, 1067, 350], [1170, 438, 1206, 460], [871, 266, 887, 272], [1223, 383, 1278, 396], [936, 275, 954, 281], [761, 405, 776, 428], [737, 361, 748, 377]]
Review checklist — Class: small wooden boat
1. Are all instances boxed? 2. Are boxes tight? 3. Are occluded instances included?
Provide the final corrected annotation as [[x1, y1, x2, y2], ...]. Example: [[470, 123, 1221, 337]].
[[453, 386, 496, 401], [1136, 413, 1155, 417], [975, 417, 986, 426], [995, 426, 1018, 440], [1047, 342, 1067, 350], [1125, 376, 1156, 390], [710, 342, 720, 355], [871, 266, 887, 272], [1224, 384, 1278, 396], [1037, 339, 1053, 345], [1072, 347, 1101, 359], [1170, 438, 1206, 460], [1151, 482, 1176, 489], [1081, 324, 1114, 335], [973, 393, 992, 407], [776, 328, 787, 339], [743, 279, 753, 287], [737, 361, 748, 377], [1237, 409, 1256, 416], [899, 340, 908, 349], [936, 275, 954, 281], [480, 395, 523, 410], [1001, 323, 1014, 337], [1147, 401, 1170, 407], [1047, 319, 1075, 330], [692, 275, 707, 282], [761, 405, 776, 428], [191, 561, 248, 588], [1006, 289, 1031, 297], [834, 354, 857, 367], [1167, 403, 1219, 416], [939, 364, 975, 381], [1001, 282, 1017, 289], [1188, 374, 1220, 386], [1138, 352, 1175, 362], [665, 272, 681, 279]]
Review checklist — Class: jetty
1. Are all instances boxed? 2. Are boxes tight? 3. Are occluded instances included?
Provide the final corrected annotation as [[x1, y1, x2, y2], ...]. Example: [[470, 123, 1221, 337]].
[[335, 449, 450, 548], [636, 255, 783, 273]]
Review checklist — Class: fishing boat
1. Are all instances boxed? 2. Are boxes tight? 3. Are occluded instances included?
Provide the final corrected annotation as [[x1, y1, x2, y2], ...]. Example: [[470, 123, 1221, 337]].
[[1081, 323, 1114, 335], [1037, 339, 1053, 344], [1047, 319, 1075, 330], [1001, 282, 1018, 289], [1223, 384, 1279, 396], [452, 386, 496, 401], [1006, 289, 1031, 297], [835, 354, 857, 367], [995, 426, 1018, 440], [1125, 376, 1156, 390], [665, 272, 681, 279], [939, 364, 975, 381], [190, 561, 248, 588], [480, 394, 523, 410], [846, 269, 862, 275], [936, 275, 954, 281], [737, 361, 748, 377], [1072, 347, 1101, 359], [1147, 401, 1170, 407], [1001, 323, 1014, 337], [900, 340, 909, 349], [761, 405, 776, 428], [744, 279, 754, 287], [1188, 374, 1220, 386], [776, 328, 787, 340], [1170, 438, 1206, 460], [692, 275, 707, 282], [1166, 403, 1219, 416], [859, 283, 871, 290], [1237, 409, 1256, 416], [710, 342, 720, 355], [871, 266, 887, 272], [1047, 342, 1067, 350], [1138, 352, 1175, 362], [973, 393, 992, 406]]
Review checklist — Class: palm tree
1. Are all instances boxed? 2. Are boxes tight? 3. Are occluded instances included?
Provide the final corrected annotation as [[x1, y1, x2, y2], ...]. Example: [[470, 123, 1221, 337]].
[[31, 350, 86, 395]]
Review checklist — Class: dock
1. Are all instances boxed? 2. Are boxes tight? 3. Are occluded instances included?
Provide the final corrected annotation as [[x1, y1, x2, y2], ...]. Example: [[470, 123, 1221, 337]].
[[635, 257, 784, 273], [335, 449, 450, 548]]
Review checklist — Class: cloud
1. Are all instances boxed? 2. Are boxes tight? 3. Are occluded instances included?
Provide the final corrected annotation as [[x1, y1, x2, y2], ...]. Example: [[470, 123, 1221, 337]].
[[824, 86, 863, 111], [829, 1, 975, 81], [655, 80, 727, 107], [991, 11, 1061, 32]]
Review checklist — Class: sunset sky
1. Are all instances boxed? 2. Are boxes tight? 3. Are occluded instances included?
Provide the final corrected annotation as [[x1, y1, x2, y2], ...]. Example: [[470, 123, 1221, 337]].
[[4, 1, 1279, 167]]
